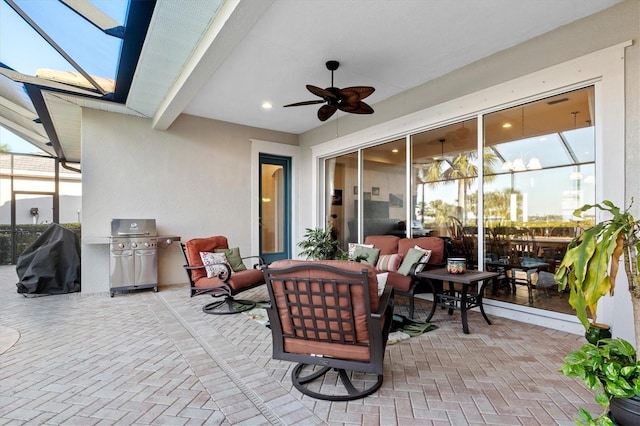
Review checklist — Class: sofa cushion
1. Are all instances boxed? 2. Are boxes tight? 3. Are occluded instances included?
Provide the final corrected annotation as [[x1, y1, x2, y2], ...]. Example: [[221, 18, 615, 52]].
[[364, 235, 400, 255], [347, 242, 373, 260], [397, 247, 426, 276], [411, 245, 432, 272], [353, 246, 380, 266], [200, 251, 230, 278], [214, 247, 247, 272], [398, 237, 445, 264], [376, 253, 403, 272], [385, 271, 412, 292], [194, 268, 264, 292]]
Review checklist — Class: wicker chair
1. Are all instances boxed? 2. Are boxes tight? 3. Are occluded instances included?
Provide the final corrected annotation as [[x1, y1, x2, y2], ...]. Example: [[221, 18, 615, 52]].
[[181, 236, 265, 314], [263, 259, 394, 401]]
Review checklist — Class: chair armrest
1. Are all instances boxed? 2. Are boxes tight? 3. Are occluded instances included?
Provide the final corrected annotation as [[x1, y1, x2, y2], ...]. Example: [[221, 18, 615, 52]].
[[372, 286, 394, 319], [411, 261, 446, 275], [242, 255, 266, 269], [184, 262, 232, 281], [407, 261, 443, 276]]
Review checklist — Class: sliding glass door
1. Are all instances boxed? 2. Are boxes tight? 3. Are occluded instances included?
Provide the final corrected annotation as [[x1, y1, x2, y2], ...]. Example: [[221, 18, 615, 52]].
[[322, 85, 596, 315]]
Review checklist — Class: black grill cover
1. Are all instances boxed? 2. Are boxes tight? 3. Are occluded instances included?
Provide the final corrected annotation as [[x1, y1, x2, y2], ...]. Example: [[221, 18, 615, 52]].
[[16, 223, 81, 294]]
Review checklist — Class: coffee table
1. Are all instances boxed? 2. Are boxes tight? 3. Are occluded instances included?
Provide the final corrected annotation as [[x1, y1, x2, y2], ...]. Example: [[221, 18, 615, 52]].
[[416, 268, 499, 334]]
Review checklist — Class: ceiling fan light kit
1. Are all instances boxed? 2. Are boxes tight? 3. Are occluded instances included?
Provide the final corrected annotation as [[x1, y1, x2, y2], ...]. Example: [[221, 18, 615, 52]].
[[284, 60, 375, 121]]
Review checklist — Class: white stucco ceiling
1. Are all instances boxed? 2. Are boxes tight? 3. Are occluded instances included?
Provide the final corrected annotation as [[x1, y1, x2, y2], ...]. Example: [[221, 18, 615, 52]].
[[132, 0, 621, 135]]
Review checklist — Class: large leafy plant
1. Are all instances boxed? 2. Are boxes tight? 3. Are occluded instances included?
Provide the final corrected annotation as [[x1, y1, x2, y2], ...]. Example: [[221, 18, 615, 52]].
[[560, 338, 640, 425], [554, 200, 640, 349], [297, 227, 341, 260]]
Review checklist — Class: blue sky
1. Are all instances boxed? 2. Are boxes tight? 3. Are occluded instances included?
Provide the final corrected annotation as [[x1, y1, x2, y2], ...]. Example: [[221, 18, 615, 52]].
[[0, 0, 128, 154]]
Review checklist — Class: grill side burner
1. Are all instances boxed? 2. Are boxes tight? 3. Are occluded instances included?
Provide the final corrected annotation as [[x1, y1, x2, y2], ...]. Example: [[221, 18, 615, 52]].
[[109, 219, 159, 297]]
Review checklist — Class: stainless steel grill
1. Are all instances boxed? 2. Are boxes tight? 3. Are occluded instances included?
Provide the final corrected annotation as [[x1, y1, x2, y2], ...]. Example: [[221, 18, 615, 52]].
[[109, 219, 158, 297]]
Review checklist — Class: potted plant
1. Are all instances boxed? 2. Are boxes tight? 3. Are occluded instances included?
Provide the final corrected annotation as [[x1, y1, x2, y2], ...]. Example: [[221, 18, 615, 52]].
[[560, 338, 640, 425], [297, 226, 342, 260], [555, 200, 640, 424]]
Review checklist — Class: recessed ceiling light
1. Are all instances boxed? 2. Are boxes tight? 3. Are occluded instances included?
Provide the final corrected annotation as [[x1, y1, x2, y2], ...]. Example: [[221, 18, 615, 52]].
[[262, 102, 273, 109], [392, 149, 399, 153], [502, 123, 512, 128]]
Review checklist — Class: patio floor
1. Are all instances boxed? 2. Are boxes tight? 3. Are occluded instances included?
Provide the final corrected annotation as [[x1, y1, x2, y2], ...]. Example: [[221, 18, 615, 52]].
[[0, 265, 599, 425]]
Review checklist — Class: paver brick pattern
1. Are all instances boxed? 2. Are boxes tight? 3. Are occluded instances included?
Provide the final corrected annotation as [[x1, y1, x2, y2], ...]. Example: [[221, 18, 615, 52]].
[[0, 265, 599, 425]]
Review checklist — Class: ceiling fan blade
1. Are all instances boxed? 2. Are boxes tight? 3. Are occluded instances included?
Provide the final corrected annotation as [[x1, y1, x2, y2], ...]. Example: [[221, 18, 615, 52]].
[[307, 84, 337, 100], [283, 100, 325, 107], [338, 101, 374, 115], [340, 86, 375, 100], [318, 104, 337, 121]]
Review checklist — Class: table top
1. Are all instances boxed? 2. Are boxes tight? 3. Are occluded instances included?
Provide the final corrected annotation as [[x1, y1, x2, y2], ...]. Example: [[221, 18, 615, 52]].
[[416, 268, 499, 284], [485, 259, 548, 270]]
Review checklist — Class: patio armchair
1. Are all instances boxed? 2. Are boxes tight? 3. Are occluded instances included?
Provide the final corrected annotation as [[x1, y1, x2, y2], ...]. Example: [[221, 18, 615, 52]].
[[263, 259, 394, 401], [181, 236, 265, 315]]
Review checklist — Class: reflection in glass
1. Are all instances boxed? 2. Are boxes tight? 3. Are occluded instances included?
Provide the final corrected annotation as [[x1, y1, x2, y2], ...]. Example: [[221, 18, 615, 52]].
[[411, 119, 481, 266], [362, 139, 406, 240], [325, 152, 358, 250], [482, 86, 595, 313]]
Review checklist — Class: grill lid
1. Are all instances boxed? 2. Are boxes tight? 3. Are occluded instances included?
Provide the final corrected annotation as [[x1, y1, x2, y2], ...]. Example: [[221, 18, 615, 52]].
[[111, 219, 157, 237]]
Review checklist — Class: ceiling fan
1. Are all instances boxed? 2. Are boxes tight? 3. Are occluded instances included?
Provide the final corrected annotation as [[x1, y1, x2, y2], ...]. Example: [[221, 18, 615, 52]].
[[284, 60, 375, 121]]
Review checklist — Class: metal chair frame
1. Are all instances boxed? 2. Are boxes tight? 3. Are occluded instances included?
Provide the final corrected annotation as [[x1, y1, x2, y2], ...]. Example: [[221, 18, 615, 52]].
[[264, 262, 394, 401]]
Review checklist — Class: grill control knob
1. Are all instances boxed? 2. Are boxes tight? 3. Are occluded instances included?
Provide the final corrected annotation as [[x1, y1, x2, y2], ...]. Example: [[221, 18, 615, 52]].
[[118, 242, 125, 249], [131, 242, 138, 248], [144, 242, 150, 248]]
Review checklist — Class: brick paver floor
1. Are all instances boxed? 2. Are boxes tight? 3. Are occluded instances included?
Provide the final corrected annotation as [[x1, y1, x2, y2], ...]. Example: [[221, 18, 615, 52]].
[[0, 265, 599, 425]]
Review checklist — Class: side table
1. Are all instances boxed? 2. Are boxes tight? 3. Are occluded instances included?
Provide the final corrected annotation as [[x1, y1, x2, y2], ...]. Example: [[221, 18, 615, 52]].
[[416, 268, 498, 334]]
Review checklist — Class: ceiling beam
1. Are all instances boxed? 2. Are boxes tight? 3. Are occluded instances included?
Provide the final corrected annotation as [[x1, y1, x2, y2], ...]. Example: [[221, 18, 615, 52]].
[[151, 0, 273, 131]]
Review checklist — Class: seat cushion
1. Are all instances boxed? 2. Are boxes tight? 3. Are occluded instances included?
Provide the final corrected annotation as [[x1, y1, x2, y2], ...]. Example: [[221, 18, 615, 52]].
[[194, 268, 264, 293], [364, 235, 400, 255], [385, 271, 412, 292], [185, 236, 229, 282]]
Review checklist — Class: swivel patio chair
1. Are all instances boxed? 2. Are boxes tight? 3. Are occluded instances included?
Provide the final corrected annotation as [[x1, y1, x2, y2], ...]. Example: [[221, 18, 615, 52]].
[[263, 259, 394, 401], [181, 236, 265, 315]]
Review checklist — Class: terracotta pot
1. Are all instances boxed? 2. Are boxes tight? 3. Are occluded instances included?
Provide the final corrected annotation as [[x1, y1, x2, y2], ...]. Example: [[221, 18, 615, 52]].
[[609, 395, 640, 426], [585, 323, 611, 344]]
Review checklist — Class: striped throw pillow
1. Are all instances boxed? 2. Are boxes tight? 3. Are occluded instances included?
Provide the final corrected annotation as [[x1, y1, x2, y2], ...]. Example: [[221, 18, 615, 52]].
[[376, 253, 404, 272]]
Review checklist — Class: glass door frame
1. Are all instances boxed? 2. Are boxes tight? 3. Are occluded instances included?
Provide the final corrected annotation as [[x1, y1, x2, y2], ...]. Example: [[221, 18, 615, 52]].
[[259, 153, 291, 263]]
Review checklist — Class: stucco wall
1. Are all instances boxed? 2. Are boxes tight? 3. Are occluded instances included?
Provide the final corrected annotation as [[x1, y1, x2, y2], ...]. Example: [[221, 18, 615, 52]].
[[81, 112, 297, 294]]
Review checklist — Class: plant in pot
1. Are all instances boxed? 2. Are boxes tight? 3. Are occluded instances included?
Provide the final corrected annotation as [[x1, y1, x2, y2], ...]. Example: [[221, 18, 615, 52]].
[[555, 200, 640, 425], [297, 226, 342, 260]]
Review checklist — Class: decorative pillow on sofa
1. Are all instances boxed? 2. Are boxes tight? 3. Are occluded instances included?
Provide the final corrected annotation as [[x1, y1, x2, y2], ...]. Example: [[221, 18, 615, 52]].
[[376, 272, 389, 297], [412, 245, 432, 272], [200, 252, 231, 278], [397, 248, 426, 276], [376, 254, 404, 272], [347, 242, 374, 260], [353, 245, 380, 266], [214, 247, 246, 272]]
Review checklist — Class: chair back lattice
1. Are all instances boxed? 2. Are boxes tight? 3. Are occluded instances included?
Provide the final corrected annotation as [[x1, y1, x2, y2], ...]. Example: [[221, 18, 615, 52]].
[[278, 275, 367, 346]]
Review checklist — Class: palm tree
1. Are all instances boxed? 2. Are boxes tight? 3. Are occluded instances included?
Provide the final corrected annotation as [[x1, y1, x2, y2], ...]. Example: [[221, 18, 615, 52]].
[[422, 147, 500, 223]]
